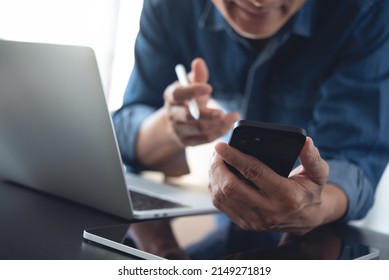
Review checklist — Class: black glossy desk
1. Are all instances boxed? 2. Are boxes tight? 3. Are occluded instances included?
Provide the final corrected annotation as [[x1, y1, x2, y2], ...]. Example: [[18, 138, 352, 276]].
[[1, 181, 389, 260], [0, 181, 132, 259]]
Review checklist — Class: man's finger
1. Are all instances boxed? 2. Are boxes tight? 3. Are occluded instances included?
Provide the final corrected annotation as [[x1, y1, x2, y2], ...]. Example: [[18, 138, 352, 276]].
[[214, 142, 285, 193], [190, 58, 209, 83], [299, 137, 329, 185]]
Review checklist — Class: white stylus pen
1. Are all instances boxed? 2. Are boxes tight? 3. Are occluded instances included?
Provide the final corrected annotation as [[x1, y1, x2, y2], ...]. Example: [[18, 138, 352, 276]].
[[175, 64, 200, 120]]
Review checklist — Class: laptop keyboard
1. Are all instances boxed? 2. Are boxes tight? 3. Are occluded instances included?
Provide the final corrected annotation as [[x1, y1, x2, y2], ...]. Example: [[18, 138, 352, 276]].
[[129, 190, 189, 211]]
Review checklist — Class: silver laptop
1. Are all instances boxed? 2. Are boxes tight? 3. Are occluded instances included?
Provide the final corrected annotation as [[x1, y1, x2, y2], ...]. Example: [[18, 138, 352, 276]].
[[0, 40, 216, 220]]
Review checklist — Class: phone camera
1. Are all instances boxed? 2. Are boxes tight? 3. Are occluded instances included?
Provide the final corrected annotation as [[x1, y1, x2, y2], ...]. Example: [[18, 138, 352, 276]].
[[240, 136, 250, 143]]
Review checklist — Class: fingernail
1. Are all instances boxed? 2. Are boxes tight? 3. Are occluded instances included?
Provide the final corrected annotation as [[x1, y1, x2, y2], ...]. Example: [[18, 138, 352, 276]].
[[307, 137, 320, 159], [306, 137, 315, 155]]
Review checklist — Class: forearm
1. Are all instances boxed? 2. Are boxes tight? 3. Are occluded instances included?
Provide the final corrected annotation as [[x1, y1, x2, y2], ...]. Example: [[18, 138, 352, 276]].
[[136, 107, 189, 176], [319, 183, 348, 225]]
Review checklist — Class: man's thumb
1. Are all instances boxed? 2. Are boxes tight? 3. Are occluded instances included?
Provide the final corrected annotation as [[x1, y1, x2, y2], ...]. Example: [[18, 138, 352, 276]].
[[299, 137, 329, 185]]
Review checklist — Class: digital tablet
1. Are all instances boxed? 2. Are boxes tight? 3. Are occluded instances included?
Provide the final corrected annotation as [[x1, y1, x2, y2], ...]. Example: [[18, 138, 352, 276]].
[[83, 216, 380, 260]]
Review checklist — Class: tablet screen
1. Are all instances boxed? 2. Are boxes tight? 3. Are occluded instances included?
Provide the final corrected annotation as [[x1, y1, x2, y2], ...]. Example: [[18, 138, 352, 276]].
[[83, 215, 380, 260]]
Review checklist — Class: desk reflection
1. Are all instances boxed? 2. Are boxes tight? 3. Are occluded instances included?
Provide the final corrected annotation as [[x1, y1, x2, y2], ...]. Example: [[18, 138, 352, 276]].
[[223, 226, 372, 260], [102, 219, 379, 260]]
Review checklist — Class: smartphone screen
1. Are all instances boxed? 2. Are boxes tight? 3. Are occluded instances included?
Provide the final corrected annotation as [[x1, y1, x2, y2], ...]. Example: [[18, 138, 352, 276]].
[[228, 121, 307, 177]]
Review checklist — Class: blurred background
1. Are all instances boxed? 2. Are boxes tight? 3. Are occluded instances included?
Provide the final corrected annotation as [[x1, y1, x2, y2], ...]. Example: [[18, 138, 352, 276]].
[[0, 0, 143, 111]]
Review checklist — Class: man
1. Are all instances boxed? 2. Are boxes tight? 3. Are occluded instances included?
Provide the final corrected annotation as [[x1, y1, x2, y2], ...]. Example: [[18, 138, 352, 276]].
[[113, 0, 389, 257]]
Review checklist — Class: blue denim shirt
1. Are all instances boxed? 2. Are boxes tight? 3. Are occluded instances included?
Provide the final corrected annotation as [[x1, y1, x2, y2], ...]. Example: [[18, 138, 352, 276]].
[[113, 0, 389, 221]]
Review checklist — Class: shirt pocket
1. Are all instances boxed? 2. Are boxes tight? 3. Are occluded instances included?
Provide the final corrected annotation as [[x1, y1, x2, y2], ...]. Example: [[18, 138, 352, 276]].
[[266, 80, 318, 127], [211, 83, 244, 114]]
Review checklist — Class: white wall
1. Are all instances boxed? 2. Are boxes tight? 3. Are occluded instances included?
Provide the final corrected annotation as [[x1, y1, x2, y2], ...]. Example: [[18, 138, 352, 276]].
[[350, 164, 389, 235], [0, 0, 143, 111], [108, 0, 143, 111]]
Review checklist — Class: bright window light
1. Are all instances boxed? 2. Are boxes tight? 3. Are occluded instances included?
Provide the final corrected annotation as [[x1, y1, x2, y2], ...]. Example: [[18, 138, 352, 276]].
[[0, 0, 143, 111]]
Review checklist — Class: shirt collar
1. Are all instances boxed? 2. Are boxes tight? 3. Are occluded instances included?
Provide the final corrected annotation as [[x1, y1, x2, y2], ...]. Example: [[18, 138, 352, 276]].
[[198, 0, 316, 38], [198, 0, 226, 31], [292, 0, 315, 38]]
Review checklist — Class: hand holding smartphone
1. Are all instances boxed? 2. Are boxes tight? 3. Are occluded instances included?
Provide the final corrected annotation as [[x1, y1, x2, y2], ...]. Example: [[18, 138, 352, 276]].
[[228, 120, 307, 178]]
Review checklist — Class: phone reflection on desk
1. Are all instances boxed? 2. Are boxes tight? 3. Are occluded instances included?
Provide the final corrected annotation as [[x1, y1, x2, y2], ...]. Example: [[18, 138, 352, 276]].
[[83, 218, 380, 260], [223, 225, 379, 260]]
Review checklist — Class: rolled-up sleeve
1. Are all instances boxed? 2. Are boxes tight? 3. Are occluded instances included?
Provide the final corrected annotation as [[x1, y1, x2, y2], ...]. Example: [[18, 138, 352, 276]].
[[112, 105, 156, 171], [326, 160, 375, 221]]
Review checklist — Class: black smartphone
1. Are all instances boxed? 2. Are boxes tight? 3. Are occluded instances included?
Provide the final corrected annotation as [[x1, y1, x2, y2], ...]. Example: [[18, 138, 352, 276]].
[[228, 120, 307, 178]]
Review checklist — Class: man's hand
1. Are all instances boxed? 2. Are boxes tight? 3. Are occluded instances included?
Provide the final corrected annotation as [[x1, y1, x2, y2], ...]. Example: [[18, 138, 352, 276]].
[[136, 57, 239, 176], [164, 58, 240, 147], [209, 137, 347, 235], [136, 59, 240, 176]]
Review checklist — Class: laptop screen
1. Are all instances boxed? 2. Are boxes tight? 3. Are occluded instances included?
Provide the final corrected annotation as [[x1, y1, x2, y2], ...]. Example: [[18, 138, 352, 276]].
[[0, 40, 133, 218]]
